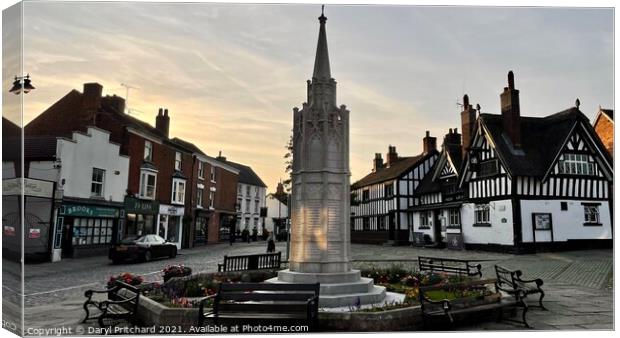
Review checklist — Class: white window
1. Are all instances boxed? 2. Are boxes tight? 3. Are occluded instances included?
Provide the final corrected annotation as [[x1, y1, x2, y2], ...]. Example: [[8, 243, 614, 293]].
[[255, 186, 260, 198], [196, 187, 204, 207], [475, 204, 490, 224], [91, 168, 105, 197], [175, 152, 182, 171], [254, 200, 259, 213], [448, 208, 460, 226], [171, 179, 186, 204], [419, 211, 430, 228], [144, 140, 153, 162], [198, 162, 204, 179], [210, 166, 216, 182], [139, 171, 157, 199], [584, 205, 600, 224], [245, 199, 251, 212], [559, 153, 594, 175], [246, 186, 251, 196], [238, 185, 242, 196], [209, 191, 215, 209]]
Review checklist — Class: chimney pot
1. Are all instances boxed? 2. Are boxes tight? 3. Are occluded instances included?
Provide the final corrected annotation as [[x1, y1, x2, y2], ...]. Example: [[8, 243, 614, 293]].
[[508, 70, 515, 89], [155, 107, 170, 138], [463, 94, 469, 107]]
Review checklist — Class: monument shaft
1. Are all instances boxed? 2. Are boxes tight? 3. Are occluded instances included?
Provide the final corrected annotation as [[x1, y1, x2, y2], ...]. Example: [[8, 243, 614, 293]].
[[289, 12, 351, 274]]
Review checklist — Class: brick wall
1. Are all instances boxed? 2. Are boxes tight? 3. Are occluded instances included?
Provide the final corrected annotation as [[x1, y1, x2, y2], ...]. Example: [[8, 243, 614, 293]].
[[594, 117, 614, 158]]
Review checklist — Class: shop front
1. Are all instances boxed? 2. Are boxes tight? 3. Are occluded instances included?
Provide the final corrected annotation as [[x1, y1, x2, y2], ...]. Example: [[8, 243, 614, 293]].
[[124, 196, 159, 239], [193, 209, 211, 247], [58, 200, 123, 258], [157, 204, 184, 249]]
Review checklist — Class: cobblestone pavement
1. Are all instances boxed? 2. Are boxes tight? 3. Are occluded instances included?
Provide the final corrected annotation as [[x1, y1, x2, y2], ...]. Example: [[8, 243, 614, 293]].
[[2, 242, 613, 332]]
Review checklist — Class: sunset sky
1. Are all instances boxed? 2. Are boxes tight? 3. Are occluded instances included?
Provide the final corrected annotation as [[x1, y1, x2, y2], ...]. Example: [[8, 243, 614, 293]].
[[9, 2, 614, 190]]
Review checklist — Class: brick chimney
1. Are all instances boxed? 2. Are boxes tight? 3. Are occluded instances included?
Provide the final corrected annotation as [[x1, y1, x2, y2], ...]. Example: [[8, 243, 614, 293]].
[[461, 94, 477, 158], [373, 153, 384, 172], [500, 70, 521, 148], [216, 150, 227, 162], [155, 108, 170, 138], [101, 94, 125, 113], [82, 83, 103, 112], [422, 131, 437, 155], [386, 146, 399, 167], [443, 128, 462, 147]]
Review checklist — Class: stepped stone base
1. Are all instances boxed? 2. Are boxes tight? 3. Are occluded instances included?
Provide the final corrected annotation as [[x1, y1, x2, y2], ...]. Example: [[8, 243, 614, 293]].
[[266, 269, 387, 308]]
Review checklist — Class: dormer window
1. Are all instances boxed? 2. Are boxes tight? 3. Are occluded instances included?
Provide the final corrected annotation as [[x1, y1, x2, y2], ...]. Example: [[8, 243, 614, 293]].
[[559, 153, 594, 175]]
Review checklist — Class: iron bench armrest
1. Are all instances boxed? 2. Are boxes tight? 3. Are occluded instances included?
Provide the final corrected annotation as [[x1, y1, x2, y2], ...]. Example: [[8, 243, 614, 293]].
[[514, 271, 544, 287]]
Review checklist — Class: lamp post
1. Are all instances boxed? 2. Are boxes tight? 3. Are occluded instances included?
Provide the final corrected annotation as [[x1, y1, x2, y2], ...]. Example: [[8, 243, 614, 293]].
[[9, 74, 35, 95]]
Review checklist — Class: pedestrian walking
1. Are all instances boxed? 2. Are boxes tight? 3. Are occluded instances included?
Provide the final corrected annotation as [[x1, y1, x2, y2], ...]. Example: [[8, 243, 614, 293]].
[[229, 229, 235, 246]]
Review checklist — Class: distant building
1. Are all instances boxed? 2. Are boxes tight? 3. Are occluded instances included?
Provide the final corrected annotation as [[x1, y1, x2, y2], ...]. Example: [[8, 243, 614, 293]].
[[265, 182, 289, 236], [351, 136, 439, 245], [215, 153, 267, 236], [593, 106, 613, 158]]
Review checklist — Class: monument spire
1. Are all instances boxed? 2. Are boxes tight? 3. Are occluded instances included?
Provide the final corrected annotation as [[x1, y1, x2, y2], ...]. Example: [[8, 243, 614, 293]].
[[312, 5, 331, 80]]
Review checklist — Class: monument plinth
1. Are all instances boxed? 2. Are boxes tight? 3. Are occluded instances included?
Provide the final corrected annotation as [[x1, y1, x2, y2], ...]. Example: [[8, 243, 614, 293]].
[[267, 9, 386, 308]]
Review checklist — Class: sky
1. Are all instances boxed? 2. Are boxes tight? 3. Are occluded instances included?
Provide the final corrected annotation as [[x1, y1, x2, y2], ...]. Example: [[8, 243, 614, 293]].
[[7, 2, 614, 190]]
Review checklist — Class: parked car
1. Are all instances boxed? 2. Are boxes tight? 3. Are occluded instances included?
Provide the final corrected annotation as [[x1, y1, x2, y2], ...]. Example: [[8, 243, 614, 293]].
[[109, 234, 177, 264]]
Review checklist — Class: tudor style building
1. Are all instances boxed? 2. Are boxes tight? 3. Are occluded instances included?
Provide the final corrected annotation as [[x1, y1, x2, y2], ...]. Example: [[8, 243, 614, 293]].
[[410, 95, 476, 249], [351, 135, 439, 245], [457, 72, 613, 252]]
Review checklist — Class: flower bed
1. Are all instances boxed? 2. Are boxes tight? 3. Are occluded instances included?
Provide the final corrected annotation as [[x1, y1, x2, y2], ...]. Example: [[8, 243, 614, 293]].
[[358, 265, 493, 312], [108, 272, 144, 288]]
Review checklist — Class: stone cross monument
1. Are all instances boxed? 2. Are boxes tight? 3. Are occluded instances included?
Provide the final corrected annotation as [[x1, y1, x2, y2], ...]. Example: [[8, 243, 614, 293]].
[[269, 8, 385, 308]]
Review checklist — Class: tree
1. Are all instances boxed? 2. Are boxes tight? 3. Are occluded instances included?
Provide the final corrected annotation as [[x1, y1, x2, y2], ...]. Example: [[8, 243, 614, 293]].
[[283, 132, 293, 192]]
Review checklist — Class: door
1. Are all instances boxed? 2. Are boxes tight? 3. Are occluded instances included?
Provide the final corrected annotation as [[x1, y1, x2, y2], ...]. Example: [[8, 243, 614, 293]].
[[433, 210, 442, 243], [61, 219, 73, 258], [388, 211, 396, 240]]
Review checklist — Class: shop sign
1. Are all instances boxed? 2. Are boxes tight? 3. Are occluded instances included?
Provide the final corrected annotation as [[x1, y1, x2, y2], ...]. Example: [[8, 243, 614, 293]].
[[124, 197, 159, 215], [60, 204, 120, 218], [2, 178, 54, 198], [29, 228, 41, 239], [159, 204, 184, 216], [4, 226, 15, 236]]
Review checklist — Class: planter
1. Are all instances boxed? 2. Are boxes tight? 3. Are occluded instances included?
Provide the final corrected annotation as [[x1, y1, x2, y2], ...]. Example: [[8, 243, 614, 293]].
[[163, 271, 192, 283], [320, 305, 423, 331]]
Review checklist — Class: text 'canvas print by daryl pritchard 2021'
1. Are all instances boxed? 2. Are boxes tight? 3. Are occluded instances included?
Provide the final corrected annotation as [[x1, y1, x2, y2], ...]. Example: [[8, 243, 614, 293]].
[[1, 0, 615, 337]]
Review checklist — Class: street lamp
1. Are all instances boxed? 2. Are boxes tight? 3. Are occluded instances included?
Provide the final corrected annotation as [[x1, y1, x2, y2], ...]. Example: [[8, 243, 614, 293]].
[[9, 74, 35, 94]]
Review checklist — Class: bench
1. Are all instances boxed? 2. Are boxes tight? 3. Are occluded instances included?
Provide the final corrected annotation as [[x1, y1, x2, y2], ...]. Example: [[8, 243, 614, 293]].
[[419, 278, 529, 329], [495, 265, 546, 310], [418, 256, 482, 277], [218, 252, 281, 272], [198, 282, 320, 331], [82, 280, 140, 328]]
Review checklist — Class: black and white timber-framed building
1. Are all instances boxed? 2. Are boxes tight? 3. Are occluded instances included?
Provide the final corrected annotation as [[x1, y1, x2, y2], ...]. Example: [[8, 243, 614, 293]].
[[350, 135, 439, 245], [455, 72, 613, 253]]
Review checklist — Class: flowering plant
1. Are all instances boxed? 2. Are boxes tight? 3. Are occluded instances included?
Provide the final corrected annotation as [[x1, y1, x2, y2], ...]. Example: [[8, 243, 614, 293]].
[[108, 272, 144, 287], [162, 264, 192, 276]]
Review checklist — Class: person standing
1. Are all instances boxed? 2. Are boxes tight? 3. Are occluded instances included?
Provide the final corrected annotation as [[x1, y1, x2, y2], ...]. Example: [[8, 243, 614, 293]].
[[266, 231, 276, 253]]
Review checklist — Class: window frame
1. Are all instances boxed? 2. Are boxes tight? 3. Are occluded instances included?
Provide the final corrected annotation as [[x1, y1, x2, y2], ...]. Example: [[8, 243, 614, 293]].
[[174, 152, 182, 171], [473, 204, 491, 226], [171, 178, 186, 205], [139, 170, 157, 200], [209, 191, 215, 209], [210, 166, 216, 182], [419, 211, 430, 229], [144, 140, 153, 162], [583, 204, 601, 226], [91, 168, 105, 198], [198, 161, 205, 180], [196, 187, 204, 208], [448, 208, 460, 227], [559, 153, 595, 176]]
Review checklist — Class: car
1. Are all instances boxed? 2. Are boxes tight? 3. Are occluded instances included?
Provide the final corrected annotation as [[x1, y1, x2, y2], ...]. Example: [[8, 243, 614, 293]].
[[109, 234, 177, 264]]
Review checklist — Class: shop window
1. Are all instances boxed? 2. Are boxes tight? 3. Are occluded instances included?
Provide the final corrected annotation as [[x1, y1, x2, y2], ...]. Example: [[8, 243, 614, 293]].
[[198, 162, 205, 179], [72, 218, 114, 246], [175, 152, 182, 171], [139, 171, 157, 200], [172, 179, 186, 204], [144, 140, 153, 162], [91, 168, 105, 197]]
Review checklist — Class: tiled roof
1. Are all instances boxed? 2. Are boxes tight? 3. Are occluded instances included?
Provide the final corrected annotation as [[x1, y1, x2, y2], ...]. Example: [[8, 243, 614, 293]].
[[480, 107, 603, 177], [217, 159, 266, 187], [352, 152, 437, 189], [600, 108, 614, 121]]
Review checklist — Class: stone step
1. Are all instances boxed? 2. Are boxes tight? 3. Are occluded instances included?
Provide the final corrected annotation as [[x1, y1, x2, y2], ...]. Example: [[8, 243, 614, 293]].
[[318, 285, 387, 308], [266, 276, 375, 295], [276, 269, 362, 284]]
